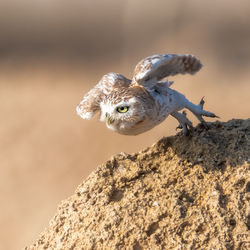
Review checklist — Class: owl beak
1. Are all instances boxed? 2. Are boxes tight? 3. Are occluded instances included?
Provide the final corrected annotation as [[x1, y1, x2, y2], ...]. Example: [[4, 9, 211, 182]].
[[105, 113, 114, 125]]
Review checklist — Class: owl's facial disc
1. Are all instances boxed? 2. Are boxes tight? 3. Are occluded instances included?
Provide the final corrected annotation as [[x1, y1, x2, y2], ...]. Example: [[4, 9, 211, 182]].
[[100, 97, 144, 134], [105, 105, 129, 125]]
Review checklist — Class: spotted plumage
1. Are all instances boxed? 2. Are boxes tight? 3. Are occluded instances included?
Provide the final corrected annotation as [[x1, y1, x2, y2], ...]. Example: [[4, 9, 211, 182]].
[[77, 54, 217, 135]]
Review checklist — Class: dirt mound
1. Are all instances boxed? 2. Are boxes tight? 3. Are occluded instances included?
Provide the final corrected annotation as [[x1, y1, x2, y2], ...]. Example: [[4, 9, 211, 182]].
[[26, 119, 250, 249]]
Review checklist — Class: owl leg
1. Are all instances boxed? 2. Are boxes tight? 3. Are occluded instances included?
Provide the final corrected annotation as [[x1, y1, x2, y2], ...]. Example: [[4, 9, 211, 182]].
[[185, 97, 218, 126], [171, 110, 193, 136]]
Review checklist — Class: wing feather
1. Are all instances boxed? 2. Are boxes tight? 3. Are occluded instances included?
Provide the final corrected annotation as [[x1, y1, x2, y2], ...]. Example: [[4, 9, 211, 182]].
[[132, 54, 202, 86], [76, 73, 130, 119]]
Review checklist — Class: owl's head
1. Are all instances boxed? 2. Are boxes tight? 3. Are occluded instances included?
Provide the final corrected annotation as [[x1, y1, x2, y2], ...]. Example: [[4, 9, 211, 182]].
[[99, 90, 146, 135], [76, 73, 154, 135]]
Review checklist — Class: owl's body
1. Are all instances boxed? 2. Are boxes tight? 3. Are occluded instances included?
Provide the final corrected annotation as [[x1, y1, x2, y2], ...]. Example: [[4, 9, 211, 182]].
[[77, 54, 217, 135]]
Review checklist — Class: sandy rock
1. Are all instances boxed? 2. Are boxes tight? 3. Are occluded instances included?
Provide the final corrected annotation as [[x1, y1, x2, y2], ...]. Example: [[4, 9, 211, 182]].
[[26, 119, 250, 249]]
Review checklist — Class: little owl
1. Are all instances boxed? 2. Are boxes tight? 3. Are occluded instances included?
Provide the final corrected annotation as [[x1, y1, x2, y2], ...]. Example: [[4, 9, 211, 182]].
[[76, 54, 217, 135]]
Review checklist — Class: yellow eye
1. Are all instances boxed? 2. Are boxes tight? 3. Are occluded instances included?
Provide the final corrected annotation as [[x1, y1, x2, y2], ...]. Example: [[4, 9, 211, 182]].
[[117, 106, 129, 113]]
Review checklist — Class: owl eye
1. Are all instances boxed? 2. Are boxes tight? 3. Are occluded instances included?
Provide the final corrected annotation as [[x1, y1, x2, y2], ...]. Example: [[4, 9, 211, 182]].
[[117, 106, 129, 113]]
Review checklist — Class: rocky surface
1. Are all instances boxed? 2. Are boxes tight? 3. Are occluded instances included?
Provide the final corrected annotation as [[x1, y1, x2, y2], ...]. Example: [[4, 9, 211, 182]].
[[26, 119, 250, 249]]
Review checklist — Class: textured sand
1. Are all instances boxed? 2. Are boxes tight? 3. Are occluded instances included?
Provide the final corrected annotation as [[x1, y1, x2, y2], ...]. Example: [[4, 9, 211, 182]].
[[27, 119, 250, 249]]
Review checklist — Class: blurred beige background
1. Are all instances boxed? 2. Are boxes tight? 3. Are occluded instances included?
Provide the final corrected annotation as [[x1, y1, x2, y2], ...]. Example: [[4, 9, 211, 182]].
[[0, 0, 249, 249]]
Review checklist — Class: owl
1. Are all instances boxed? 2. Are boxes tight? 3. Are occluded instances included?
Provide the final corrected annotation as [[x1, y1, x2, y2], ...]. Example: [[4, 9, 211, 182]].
[[76, 54, 217, 135]]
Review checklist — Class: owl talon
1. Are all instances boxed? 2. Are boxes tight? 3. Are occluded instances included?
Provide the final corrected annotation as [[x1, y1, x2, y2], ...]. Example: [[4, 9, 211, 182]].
[[172, 111, 193, 136], [185, 97, 218, 126]]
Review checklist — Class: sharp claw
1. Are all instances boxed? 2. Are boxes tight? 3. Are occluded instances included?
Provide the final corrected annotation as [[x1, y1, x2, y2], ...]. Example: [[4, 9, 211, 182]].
[[168, 80, 174, 87], [204, 112, 219, 118], [182, 127, 189, 136], [199, 96, 205, 108], [183, 124, 194, 136], [176, 124, 183, 130]]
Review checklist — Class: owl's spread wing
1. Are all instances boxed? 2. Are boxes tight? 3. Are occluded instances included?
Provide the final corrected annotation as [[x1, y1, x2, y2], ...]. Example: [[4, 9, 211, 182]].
[[132, 54, 202, 86], [76, 73, 130, 119]]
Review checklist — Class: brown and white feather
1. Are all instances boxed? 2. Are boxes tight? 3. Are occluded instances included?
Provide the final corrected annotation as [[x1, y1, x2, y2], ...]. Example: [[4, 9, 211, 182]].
[[132, 54, 202, 86]]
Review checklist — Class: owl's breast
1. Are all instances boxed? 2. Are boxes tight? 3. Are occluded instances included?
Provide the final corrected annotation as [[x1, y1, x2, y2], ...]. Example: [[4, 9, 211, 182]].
[[115, 117, 162, 135]]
